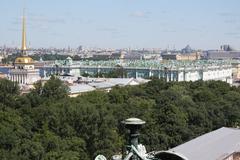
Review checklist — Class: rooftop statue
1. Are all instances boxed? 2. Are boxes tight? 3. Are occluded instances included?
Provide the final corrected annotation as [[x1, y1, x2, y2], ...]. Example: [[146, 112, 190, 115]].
[[95, 118, 187, 160]]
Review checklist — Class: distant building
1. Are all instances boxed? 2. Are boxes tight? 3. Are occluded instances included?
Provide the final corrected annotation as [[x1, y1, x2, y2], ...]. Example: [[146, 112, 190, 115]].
[[10, 57, 40, 84], [162, 52, 201, 61], [92, 52, 112, 60], [206, 45, 240, 60], [232, 62, 240, 81], [0, 55, 4, 63], [181, 45, 193, 54], [162, 45, 201, 61], [206, 51, 240, 60], [0, 72, 7, 79], [123, 53, 143, 60], [41, 58, 233, 84], [9, 10, 40, 85], [88, 78, 147, 92], [68, 84, 96, 97], [221, 44, 235, 51], [143, 54, 161, 60], [62, 76, 149, 96], [41, 74, 150, 97], [110, 52, 125, 60]]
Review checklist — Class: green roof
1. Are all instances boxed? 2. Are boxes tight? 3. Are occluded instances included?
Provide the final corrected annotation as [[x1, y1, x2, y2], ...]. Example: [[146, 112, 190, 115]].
[[55, 59, 233, 70]]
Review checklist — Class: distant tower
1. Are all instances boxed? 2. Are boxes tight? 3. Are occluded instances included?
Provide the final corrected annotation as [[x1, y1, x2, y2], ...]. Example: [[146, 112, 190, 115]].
[[78, 45, 83, 52], [9, 9, 41, 85]]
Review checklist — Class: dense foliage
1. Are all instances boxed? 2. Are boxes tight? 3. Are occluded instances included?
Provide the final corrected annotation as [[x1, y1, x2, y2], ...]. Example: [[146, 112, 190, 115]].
[[0, 78, 240, 159]]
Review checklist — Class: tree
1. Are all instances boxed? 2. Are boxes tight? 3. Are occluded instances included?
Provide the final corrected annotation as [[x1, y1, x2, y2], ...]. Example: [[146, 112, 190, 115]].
[[41, 76, 69, 100], [0, 79, 19, 107], [1, 78, 240, 158]]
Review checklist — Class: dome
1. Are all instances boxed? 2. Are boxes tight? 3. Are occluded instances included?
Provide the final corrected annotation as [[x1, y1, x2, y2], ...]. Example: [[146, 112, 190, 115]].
[[182, 45, 193, 54], [15, 56, 34, 64]]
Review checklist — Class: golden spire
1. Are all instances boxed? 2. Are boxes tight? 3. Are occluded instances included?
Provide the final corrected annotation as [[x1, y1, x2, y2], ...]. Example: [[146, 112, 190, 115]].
[[21, 9, 27, 55]]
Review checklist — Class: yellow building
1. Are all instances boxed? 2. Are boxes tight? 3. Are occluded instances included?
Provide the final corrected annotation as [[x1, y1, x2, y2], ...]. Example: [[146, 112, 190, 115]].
[[0, 72, 7, 79], [162, 52, 201, 61], [232, 62, 240, 81]]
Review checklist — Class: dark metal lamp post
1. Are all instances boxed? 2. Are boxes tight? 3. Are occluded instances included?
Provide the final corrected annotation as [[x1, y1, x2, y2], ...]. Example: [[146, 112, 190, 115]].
[[122, 118, 146, 160], [95, 118, 187, 160]]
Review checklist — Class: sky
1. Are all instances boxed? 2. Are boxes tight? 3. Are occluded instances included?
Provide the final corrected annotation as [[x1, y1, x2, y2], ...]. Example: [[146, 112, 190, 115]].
[[1, 0, 240, 50]]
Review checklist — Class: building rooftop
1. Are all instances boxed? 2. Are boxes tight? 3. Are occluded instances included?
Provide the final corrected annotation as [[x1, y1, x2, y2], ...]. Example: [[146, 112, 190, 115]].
[[15, 56, 34, 64], [52, 59, 233, 70], [87, 78, 146, 89], [107, 78, 138, 86], [169, 127, 240, 160], [69, 84, 95, 94]]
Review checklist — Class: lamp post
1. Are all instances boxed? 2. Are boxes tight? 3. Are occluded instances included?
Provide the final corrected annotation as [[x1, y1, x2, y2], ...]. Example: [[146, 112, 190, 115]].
[[122, 118, 146, 160]]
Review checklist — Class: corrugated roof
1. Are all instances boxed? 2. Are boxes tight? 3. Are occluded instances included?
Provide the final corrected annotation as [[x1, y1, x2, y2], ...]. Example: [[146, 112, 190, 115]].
[[169, 127, 240, 160], [88, 78, 141, 89], [69, 84, 95, 94], [88, 81, 115, 89], [108, 78, 135, 86]]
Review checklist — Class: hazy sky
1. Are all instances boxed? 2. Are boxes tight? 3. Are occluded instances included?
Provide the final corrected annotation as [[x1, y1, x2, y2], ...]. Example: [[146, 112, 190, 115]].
[[1, 0, 240, 49]]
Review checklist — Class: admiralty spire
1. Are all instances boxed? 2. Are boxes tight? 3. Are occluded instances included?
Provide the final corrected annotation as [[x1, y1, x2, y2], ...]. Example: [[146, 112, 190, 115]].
[[9, 9, 40, 85], [21, 9, 27, 54]]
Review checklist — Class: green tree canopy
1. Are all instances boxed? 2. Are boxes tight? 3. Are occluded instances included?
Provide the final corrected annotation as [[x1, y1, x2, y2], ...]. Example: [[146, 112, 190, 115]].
[[0, 78, 239, 159]]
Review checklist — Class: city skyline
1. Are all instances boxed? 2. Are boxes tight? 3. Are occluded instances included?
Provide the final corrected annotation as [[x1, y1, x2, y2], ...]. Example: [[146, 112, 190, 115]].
[[1, 0, 240, 50]]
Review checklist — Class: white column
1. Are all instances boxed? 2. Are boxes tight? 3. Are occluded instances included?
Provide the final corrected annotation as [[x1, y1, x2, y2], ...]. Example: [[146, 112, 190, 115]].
[[29, 74, 31, 84], [23, 74, 25, 84]]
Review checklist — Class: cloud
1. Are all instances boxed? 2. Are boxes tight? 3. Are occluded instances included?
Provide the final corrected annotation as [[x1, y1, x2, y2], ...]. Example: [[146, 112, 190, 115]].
[[130, 11, 151, 18]]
